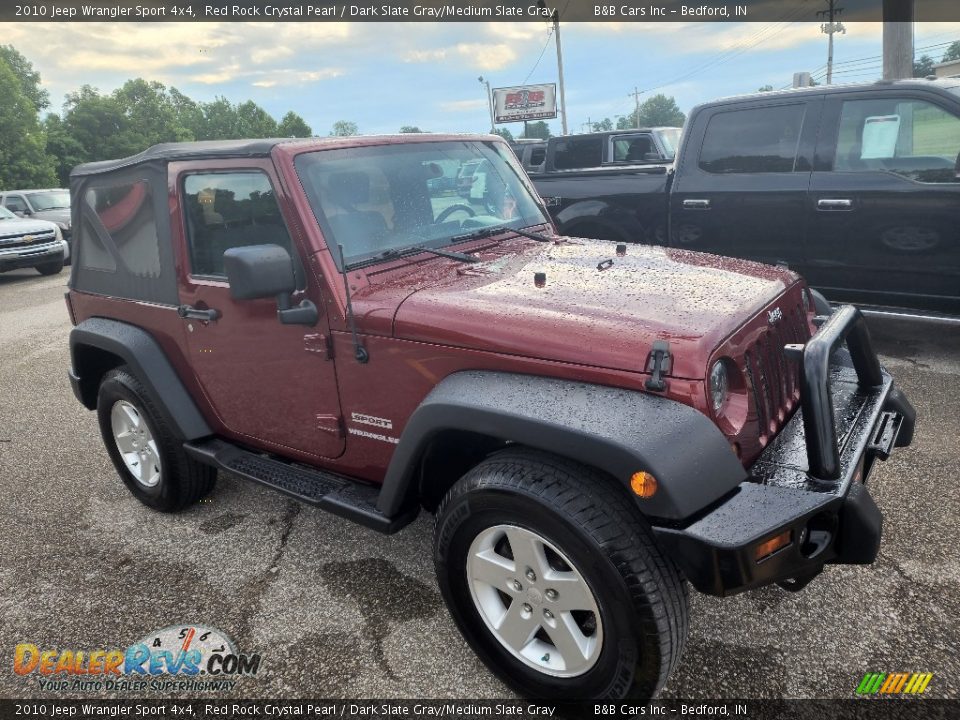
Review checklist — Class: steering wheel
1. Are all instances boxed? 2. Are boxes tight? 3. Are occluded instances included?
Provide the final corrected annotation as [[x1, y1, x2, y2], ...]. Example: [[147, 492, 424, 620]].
[[435, 204, 476, 224]]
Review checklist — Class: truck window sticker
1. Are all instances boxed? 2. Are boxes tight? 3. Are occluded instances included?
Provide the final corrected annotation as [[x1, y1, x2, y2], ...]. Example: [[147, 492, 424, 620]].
[[860, 115, 901, 159]]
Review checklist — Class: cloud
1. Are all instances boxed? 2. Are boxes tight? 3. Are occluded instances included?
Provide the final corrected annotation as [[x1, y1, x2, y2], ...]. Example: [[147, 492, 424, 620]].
[[251, 46, 294, 64], [402, 42, 518, 71], [251, 69, 344, 87]]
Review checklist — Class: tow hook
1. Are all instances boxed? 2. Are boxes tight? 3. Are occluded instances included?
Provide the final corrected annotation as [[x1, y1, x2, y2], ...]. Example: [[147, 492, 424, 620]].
[[776, 569, 822, 593]]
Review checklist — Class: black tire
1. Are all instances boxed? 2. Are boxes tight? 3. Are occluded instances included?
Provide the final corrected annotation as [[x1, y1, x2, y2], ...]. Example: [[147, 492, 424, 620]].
[[434, 448, 688, 700], [96, 367, 216, 512], [35, 260, 63, 276]]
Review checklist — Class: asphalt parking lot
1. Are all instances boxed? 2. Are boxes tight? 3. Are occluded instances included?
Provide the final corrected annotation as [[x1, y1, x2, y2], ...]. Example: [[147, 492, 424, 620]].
[[1, 267, 958, 701]]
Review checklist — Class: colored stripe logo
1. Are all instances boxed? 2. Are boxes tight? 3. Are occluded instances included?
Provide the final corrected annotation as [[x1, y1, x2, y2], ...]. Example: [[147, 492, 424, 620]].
[[856, 672, 933, 694]]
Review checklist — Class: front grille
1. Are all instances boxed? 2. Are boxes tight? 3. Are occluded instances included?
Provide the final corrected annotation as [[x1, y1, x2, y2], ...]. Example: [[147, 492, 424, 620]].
[[745, 300, 811, 443], [0, 230, 56, 251]]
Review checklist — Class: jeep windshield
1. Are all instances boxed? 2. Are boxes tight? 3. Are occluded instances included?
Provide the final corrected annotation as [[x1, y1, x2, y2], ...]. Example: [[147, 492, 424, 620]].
[[294, 139, 550, 269]]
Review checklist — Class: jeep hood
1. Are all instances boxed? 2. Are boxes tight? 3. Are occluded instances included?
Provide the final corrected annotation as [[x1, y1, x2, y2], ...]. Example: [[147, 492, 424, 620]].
[[388, 238, 800, 379]]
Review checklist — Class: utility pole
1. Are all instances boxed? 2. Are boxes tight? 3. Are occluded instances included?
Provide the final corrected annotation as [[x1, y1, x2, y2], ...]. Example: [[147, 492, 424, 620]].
[[817, 0, 845, 84], [582, 117, 593, 133], [478, 75, 495, 133], [628, 87, 642, 128], [882, 0, 915, 80], [539, 0, 568, 135]]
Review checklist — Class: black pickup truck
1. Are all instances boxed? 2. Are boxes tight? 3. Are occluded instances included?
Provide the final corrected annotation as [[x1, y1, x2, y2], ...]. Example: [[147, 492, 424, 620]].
[[530, 79, 960, 314]]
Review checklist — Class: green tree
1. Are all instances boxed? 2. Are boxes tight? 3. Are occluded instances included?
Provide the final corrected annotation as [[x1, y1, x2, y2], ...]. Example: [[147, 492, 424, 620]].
[[43, 114, 86, 186], [618, 94, 685, 128], [60, 85, 130, 162], [234, 100, 278, 138], [330, 120, 358, 136], [278, 111, 312, 137], [0, 59, 55, 188], [757, 85, 775, 92], [521, 121, 552, 140], [0, 45, 49, 111], [112, 78, 192, 149], [943, 41, 960, 63], [590, 118, 614, 132], [492, 127, 514, 142], [913, 55, 935, 78], [169, 87, 205, 139], [399, 125, 424, 133], [637, 94, 685, 127]]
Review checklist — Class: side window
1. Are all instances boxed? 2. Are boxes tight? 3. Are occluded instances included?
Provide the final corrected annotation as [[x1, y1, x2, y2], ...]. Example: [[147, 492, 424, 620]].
[[612, 134, 655, 162], [528, 145, 546, 168], [552, 136, 603, 170], [699, 104, 806, 174], [834, 98, 960, 183], [4, 195, 27, 213], [183, 172, 294, 277], [83, 180, 159, 275]]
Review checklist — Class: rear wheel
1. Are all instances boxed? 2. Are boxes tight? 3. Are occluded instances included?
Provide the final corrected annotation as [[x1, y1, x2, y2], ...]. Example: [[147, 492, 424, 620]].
[[97, 367, 216, 511], [434, 448, 688, 699]]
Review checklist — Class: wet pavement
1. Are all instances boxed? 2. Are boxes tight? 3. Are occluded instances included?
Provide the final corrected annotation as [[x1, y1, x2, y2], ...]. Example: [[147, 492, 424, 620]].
[[0, 268, 957, 700]]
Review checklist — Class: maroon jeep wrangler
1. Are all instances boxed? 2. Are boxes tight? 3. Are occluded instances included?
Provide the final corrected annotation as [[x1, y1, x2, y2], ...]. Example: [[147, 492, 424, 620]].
[[65, 135, 915, 699]]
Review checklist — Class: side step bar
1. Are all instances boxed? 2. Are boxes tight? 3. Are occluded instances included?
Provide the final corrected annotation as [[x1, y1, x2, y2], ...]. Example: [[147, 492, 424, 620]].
[[184, 438, 417, 534]]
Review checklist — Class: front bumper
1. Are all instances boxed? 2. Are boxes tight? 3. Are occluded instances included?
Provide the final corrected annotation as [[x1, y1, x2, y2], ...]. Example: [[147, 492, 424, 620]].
[[0, 240, 66, 271], [654, 306, 916, 596]]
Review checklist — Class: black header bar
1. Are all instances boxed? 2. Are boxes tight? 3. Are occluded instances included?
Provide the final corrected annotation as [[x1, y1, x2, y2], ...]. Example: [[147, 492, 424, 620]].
[[3, 0, 959, 23]]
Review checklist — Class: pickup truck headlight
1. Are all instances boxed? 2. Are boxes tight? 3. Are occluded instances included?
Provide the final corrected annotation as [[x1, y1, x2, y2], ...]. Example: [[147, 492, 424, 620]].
[[709, 360, 729, 412]]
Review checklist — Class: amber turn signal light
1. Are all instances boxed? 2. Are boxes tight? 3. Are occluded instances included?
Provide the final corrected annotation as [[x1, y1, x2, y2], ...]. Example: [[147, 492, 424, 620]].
[[755, 530, 792, 562], [630, 471, 657, 498]]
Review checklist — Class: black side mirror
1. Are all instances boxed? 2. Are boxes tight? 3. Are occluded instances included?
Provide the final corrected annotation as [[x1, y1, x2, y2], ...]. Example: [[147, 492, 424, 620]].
[[223, 244, 317, 326]]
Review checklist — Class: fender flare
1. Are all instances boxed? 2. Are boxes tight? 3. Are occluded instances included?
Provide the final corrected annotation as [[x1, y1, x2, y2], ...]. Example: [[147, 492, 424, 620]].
[[69, 317, 212, 440], [377, 371, 747, 521]]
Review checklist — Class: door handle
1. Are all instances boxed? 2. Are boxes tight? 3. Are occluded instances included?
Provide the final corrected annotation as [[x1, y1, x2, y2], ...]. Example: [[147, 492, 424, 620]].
[[682, 199, 711, 210], [817, 198, 853, 211], [177, 304, 221, 322]]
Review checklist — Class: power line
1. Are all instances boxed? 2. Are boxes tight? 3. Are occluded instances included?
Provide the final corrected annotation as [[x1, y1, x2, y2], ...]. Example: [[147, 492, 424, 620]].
[[522, 27, 554, 85]]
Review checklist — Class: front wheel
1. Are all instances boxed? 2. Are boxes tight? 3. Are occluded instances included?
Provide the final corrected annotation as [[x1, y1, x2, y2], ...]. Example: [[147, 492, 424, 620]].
[[97, 367, 216, 511], [434, 448, 688, 699], [35, 260, 63, 276]]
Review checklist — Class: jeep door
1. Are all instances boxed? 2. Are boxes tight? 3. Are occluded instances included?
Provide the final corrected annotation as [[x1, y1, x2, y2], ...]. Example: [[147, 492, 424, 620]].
[[806, 89, 960, 312], [171, 159, 345, 460], [669, 97, 821, 270]]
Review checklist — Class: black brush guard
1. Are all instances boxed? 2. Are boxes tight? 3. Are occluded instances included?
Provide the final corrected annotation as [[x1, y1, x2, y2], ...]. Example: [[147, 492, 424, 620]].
[[654, 305, 916, 596]]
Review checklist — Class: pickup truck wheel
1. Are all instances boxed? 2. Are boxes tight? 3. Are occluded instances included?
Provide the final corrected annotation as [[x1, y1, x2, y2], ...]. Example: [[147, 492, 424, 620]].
[[96, 367, 216, 512], [35, 260, 64, 276], [434, 448, 688, 699]]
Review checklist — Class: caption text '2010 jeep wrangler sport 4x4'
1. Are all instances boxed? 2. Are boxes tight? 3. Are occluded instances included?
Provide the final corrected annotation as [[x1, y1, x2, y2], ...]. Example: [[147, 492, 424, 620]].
[[65, 135, 915, 700]]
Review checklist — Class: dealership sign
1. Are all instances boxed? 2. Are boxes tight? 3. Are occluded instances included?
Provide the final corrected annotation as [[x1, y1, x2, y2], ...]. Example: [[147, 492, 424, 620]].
[[492, 84, 558, 124]]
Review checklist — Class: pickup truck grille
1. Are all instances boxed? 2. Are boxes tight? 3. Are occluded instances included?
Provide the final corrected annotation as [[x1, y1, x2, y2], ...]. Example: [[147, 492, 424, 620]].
[[744, 300, 811, 443], [0, 229, 57, 251]]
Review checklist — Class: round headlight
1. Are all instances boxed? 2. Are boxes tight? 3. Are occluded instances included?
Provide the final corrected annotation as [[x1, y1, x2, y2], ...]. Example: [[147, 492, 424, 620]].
[[709, 360, 729, 412]]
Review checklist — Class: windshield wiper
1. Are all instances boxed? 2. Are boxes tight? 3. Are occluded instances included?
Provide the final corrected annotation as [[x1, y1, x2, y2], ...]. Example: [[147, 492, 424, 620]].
[[370, 243, 479, 264], [450, 224, 556, 244]]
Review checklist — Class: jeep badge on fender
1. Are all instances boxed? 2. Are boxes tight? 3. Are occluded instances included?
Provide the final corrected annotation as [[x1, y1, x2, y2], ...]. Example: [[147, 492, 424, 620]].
[[64, 134, 916, 700]]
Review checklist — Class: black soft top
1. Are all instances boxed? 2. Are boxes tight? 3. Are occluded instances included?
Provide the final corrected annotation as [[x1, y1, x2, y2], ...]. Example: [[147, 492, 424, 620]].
[[70, 138, 316, 177]]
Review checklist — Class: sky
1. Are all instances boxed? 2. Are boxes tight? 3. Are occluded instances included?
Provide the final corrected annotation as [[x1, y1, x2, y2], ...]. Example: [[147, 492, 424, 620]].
[[2, 19, 959, 136]]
